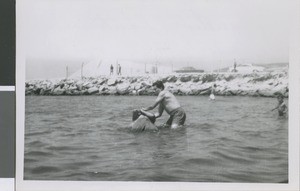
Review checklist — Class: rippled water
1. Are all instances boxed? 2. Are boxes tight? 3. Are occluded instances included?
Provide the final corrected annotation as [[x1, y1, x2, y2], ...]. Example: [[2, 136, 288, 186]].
[[24, 96, 288, 182]]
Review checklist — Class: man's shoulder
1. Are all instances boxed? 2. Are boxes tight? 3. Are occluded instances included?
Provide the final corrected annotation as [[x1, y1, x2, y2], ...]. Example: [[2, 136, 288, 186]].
[[160, 90, 171, 95]]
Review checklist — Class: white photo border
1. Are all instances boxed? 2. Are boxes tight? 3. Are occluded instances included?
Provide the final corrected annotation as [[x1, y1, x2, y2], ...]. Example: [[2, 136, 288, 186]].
[[16, 0, 300, 190]]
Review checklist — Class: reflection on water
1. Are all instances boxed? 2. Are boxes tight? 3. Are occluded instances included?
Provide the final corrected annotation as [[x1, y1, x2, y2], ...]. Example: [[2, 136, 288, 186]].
[[25, 96, 288, 182]]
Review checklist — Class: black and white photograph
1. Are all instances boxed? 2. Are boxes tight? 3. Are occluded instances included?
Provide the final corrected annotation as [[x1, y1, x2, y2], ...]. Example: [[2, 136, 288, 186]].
[[16, 0, 299, 190]]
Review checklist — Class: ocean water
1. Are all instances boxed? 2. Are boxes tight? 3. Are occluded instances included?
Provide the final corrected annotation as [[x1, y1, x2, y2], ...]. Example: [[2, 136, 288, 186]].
[[24, 96, 288, 182]]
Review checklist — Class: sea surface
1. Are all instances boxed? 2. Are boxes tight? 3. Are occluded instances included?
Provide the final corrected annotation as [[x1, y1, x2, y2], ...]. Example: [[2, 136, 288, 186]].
[[24, 96, 288, 182]]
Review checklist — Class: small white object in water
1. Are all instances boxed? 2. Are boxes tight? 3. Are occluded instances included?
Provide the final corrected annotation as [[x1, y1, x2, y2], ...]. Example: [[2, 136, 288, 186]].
[[209, 94, 215, 100]]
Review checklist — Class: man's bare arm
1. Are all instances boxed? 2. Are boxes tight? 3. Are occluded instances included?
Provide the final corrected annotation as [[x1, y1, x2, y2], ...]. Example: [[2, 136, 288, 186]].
[[143, 92, 165, 111], [140, 109, 155, 118], [154, 103, 164, 118]]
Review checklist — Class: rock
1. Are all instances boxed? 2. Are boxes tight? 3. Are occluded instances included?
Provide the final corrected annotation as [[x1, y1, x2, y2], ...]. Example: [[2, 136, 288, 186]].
[[108, 87, 117, 95], [98, 78, 107, 85], [180, 75, 192, 82], [130, 90, 138, 95], [116, 83, 130, 95], [141, 81, 152, 88], [199, 89, 210, 95], [167, 75, 177, 83], [83, 82, 93, 89], [107, 78, 117, 86], [88, 87, 99, 94], [68, 85, 78, 91], [179, 86, 191, 95], [129, 78, 137, 83], [39, 89, 45, 95], [24, 72, 289, 97], [72, 90, 81, 95], [201, 74, 217, 83], [192, 76, 200, 82], [133, 83, 142, 90], [53, 87, 65, 95], [34, 88, 42, 95], [65, 79, 75, 85], [81, 90, 89, 95]]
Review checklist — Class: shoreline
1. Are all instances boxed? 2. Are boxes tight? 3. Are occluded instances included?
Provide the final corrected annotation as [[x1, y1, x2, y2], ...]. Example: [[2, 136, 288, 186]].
[[25, 72, 288, 97]]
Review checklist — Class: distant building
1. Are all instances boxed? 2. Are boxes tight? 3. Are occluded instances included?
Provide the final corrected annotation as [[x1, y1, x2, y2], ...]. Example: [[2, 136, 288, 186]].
[[175, 67, 204, 73]]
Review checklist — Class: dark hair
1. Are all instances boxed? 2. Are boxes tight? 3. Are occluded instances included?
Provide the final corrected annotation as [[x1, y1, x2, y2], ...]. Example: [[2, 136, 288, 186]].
[[153, 80, 164, 90], [277, 94, 284, 99], [132, 109, 141, 121]]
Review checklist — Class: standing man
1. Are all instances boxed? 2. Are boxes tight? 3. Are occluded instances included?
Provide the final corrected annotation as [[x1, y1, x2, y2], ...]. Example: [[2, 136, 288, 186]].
[[233, 59, 237, 72], [110, 64, 114, 75], [142, 80, 186, 129], [118, 64, 122, 75]]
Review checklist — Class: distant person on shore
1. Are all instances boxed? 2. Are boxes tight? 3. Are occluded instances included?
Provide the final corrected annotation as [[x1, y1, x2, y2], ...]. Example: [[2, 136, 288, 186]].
[[271, 94, 287, 117], [209, 84, 217, 101], [118, 64, 122, 75], [110, 64, 114, 75], [233, 60, 237, 72], [142, 80, 186, 129]]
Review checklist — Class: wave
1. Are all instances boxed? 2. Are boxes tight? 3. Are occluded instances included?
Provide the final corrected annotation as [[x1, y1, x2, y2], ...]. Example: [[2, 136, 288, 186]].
[[183, 158, 219, 166], [211, 150, 255, 165], [31, 166, 61, 174], [25, 151, 55, 157]]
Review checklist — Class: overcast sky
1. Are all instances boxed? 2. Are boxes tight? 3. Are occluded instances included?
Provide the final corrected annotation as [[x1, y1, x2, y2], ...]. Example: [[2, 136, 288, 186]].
[[20, 0, 294, 79]]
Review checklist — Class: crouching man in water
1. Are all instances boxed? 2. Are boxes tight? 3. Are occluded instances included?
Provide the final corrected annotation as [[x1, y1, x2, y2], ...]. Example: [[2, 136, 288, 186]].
[[271, 94, 288, 117], [142, 80, 186, 129], [131, 109, 158, 132]]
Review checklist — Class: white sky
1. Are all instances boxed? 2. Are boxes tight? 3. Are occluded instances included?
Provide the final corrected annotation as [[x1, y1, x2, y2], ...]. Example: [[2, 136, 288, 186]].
[[20, 0, 294, 79]]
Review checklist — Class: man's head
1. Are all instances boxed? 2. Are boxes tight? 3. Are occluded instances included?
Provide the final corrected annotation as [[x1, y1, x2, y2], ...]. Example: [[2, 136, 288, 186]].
[[153, 80, 164, 90], [132, 109, 141, 121]]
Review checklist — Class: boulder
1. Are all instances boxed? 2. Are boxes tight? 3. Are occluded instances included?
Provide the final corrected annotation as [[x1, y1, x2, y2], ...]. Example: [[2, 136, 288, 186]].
[[107, 78, 117, 86], [179, 86, 192, 95], [68, 85, 78, 91], [141, 81, 152, 88], [116, 83, 130, 95], [167, 75, 177, 83], [133, 83, 142, 90], [98, 78, 107, 85], [53, 87, 65, 95], [180, 75, 192, 82], [192, 76, 200, 82], [129, 78, 137, 83], [130, 90, 138, 95], [88, 87, 99, 94], [108, 87, 117, 95], [83, 82, 93, 89]]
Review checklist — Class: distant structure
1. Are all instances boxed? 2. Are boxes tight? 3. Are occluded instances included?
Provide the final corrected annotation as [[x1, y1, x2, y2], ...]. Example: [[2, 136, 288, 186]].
[[255, 63, 288, 72], [175, 66, 204, 73], [151, 64, 158, 74], [65, 65, 69, 79]]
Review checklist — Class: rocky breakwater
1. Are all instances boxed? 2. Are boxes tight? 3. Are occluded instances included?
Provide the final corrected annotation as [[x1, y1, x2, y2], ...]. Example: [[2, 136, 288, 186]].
[[25, 72, 288, 97]]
